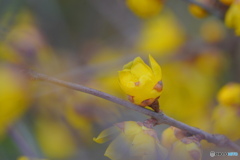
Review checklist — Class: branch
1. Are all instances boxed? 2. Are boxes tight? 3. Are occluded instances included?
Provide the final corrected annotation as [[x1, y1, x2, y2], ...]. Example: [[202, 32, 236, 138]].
[[24, 69, 240, 152], [181, 0, 225, 19]]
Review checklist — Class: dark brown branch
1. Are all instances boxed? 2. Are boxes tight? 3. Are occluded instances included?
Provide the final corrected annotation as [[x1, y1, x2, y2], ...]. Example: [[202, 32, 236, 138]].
[[24, 69, 240, 152]]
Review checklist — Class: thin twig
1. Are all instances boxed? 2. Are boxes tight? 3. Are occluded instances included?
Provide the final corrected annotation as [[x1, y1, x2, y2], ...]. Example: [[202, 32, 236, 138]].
[[24, 69, 240, 152], [181, 0, 224, 19]]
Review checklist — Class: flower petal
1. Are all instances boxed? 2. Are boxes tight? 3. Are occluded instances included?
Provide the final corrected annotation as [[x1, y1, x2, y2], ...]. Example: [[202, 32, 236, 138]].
[[131, 57, 152, 78], [149, 55, 162, 79], [93, 126, 121, 144]]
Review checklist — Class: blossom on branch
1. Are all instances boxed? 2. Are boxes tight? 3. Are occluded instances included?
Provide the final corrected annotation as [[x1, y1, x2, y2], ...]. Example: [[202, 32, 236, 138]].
[[118, 55, 163, 111], [169, 137, 202, 160], [94, 121, 168, 160]]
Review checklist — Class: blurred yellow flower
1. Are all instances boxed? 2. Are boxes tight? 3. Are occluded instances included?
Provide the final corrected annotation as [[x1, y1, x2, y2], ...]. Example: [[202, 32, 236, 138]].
[[161, 126, 186, 150], [200, 19, 226, 43], [160, 62, 215, 131], [0, 66, 29, 136], [137, 11, 185, 55], [188, 4, 208, 18], [225, 1, 240, 35], [217, 83, 240, 107], [220, 0, 234, 5], [194, 48, 226, 76], [212, 105, 240, 140], [126, 0, 163, 18], [17, 156, 47, 160], [118, 55, 163, 107], [94, 121, 168, 160], [36, 118, 77, 159], [169, 137, 202, 160]]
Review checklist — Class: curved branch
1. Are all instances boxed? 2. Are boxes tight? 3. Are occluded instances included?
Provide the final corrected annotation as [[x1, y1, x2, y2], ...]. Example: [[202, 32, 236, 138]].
[[24, 69, 240, 152]]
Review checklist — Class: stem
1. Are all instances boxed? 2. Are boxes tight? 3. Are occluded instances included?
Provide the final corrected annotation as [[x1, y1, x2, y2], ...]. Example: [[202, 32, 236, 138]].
[[24, 70, 240, 152]]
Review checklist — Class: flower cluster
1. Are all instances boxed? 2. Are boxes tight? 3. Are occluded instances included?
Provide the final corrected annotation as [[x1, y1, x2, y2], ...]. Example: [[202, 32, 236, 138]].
[[94, 123, 202, 160], [94, 121, 168, 160]]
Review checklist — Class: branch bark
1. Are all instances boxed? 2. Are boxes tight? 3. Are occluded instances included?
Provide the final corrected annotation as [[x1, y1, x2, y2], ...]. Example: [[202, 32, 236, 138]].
[[24, 69, 240, 152]]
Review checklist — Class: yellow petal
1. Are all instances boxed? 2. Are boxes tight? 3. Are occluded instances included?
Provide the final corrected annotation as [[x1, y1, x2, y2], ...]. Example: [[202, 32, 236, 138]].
[[131, 57, 152, 78], [118, 70, 137, 84], [123, 61, 133, 69], [93, 126, 121, 144], [105, 133, 133, 160], [131, 132, 168, 160], [123, 121, 142, 135], [149, 55, 162, 79]]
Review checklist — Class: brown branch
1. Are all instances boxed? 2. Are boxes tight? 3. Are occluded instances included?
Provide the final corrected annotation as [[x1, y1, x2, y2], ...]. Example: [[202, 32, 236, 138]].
[[24, 69, 240, 152]]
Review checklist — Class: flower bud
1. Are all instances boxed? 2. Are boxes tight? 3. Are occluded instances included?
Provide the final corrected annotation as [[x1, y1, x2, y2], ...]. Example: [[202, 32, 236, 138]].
[[118, 55, 163, 108], [161, 126, 187, 149], [217, 83, 240, 107], [169, 137, 202, 160]]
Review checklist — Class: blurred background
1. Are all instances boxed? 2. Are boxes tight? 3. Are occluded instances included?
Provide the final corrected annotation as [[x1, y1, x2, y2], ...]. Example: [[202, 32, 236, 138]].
[[0, 0, 240, 160]]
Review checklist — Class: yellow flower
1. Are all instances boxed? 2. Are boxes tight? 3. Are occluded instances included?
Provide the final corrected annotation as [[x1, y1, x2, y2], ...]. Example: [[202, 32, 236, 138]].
[[161, 126, 186, 150], [94, 121, 168, 160], [188, 4, 208, 18], [126, 0, 163, 18], [217, 83, 240, 107], [118, 55, 163, 107], [169, 137, 202, 160], [212, 105, 240, 140], [225, 1, 240, 35]]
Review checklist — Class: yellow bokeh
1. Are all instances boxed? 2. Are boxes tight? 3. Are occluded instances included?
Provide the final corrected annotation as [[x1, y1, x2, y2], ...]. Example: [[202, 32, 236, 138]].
[[225, 1, 240, 35], [212, 105, 240, 140], [126, 0, 163, 18], [217, 83, 240, 107], [35, 118, 77, 159], [188, 4, 208, 18], [200, 19, 226, 43], [137, 11, 185, 55], [0, 67, 29, 136]]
